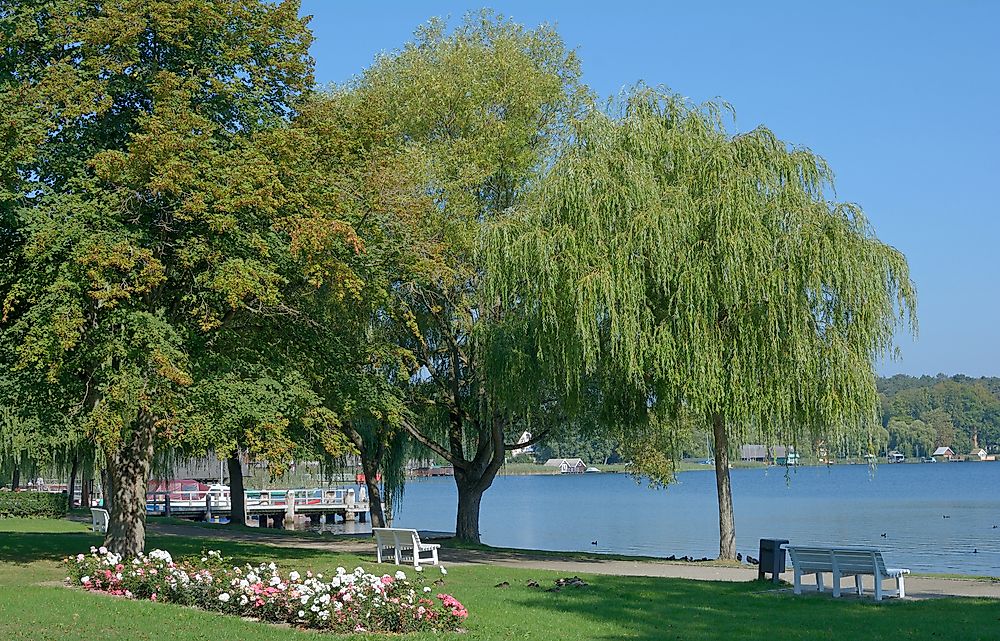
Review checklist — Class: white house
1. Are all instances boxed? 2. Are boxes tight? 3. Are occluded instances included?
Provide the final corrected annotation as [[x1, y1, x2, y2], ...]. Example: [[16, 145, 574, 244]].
[[932, 446, 956, 461], [968, 448, 990, 461], [510, 431, 534, 458], [543, 458, 587, 474]]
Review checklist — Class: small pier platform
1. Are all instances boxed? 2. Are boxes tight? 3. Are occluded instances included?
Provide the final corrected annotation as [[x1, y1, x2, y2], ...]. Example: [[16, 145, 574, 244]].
[[146, 487, 371, 527]]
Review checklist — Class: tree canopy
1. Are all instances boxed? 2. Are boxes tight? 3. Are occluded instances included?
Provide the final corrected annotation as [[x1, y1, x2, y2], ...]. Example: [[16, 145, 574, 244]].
[[485, 87, 916, 557]]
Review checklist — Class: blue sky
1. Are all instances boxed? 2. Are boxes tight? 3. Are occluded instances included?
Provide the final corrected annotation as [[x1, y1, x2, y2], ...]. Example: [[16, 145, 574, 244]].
[[300, 1, 998, 377]]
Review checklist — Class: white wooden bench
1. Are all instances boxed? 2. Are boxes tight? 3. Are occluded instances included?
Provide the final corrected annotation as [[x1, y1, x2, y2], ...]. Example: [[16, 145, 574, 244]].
[[90, 507, 109, 534], [372, 527, 440, 567], [786, 545, 909, 601]]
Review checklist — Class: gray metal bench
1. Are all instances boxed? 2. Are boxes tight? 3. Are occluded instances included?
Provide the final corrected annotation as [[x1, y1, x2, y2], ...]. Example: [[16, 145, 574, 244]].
[[785, 545, 909, 601]]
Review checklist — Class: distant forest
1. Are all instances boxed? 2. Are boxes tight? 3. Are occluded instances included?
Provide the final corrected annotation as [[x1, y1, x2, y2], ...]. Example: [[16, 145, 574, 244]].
[[526, 374, 1000, 464]]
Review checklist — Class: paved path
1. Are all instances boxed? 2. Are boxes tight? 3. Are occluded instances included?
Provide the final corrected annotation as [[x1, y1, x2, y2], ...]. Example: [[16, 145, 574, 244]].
[[146, 521, 1000, 600]]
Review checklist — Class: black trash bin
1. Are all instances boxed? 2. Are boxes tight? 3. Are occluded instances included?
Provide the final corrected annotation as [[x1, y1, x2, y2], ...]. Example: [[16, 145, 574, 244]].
[[758, 538, 788, 583]]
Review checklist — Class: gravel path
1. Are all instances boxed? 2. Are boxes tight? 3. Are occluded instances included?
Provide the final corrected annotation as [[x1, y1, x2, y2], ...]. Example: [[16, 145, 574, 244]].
[[146, 520, 1000, 600]]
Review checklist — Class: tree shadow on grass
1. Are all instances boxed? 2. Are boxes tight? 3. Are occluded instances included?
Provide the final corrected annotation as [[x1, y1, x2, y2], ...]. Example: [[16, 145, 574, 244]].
[[0, 530, 357, 568], [502, 574, 999, 641]]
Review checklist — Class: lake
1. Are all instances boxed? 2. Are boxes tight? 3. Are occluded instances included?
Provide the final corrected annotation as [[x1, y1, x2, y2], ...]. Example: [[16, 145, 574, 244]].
[[384, 463, 1000, 576]]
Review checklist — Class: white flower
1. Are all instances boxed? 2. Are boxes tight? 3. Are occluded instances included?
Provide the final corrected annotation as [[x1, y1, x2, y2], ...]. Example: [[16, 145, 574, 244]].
[[440, 566, 448, 575], [239, 595, 249, 606], [218, 593, 230, 603], [98, 546, 108, 555], [423, 586, 431, 593], [269, 575, 281, 587], [414, 566, 423, 572], [81, 576, 91, 584], [297, 610, 305, 618], [289, 571, 300, 582], [149, 550, 173, 564], [394, 570, 406, 580]]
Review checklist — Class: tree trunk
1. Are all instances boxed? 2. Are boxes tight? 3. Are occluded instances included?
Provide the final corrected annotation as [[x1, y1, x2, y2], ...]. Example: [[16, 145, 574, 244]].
[[81, 475, 91, 508], [104, 412, 155, 557], [455, 474, 486, 543], [361, 452, 387, 528], [11, 466, 19, 490], [712, 412, 737, 560], [100, 468, 113, 513], [68, 456, 79, 509], [226, 454, 246, 527]]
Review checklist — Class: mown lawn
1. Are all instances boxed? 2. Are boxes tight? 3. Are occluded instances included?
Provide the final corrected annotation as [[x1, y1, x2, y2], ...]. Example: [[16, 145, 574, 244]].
[[0, 518, 996, 641]]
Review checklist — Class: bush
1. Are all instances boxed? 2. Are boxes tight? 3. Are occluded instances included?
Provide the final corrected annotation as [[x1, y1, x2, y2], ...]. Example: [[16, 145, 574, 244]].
[[0, 491, 68, 518], [66, 548, 467, 634]]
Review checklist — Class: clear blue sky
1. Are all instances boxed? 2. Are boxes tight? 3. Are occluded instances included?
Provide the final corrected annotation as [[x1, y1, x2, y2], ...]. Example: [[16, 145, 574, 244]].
[[300, 1, 999, 378]]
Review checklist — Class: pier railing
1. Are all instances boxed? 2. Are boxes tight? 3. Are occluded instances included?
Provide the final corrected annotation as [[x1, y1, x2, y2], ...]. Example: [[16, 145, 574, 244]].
[[145, 487, 365, 519]]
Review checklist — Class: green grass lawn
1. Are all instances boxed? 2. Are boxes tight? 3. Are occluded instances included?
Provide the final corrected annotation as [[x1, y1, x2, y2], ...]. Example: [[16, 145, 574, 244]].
[[0, 518, 997, 641]]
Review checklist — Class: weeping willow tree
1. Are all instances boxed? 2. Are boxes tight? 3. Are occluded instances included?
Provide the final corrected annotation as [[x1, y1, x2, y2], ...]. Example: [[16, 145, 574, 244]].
[[485, 87, 916, 559]]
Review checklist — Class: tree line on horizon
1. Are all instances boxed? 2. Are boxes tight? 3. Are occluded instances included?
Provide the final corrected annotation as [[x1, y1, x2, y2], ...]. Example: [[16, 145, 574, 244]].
[[524, 374, 1000, 464], [0, 1, 914, 560]]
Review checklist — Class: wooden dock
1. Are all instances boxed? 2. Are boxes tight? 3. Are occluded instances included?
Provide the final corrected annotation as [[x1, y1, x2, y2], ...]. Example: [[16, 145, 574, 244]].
[[146, 487, 370, 527]]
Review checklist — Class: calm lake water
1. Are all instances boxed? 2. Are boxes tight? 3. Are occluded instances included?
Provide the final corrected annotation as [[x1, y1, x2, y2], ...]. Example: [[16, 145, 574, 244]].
[[384, 463, 1000, 576]]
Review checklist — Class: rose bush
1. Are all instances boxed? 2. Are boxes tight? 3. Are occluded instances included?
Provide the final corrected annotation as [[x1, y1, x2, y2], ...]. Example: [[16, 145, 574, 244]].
[[65, 547, 466, 633]]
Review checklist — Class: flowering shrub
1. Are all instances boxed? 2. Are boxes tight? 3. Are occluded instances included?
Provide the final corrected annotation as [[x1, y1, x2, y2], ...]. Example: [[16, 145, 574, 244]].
[[65, 547, 466, 633]]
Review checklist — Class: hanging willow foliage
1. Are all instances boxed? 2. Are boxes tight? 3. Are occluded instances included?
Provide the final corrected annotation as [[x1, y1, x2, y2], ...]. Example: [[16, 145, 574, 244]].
[[483, 86, 917, 471]]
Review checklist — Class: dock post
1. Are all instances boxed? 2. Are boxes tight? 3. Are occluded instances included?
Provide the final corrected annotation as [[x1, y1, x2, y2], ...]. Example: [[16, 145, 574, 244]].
[[205, 493, 213, 522], [319, 513, 326, 525], [283, 490, 295, 528], [345, 489, 356, 521], [164, 494, 171, 518]]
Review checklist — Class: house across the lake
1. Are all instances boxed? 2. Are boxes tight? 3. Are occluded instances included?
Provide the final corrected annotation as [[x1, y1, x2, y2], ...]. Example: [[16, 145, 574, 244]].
[[967, 448, 994, 462], [544, 458, 587, 474], [886, 450, 906, 463], [771, 446, 800, 466], [932, 446, 956, 461], [739, 445, 768, 462]]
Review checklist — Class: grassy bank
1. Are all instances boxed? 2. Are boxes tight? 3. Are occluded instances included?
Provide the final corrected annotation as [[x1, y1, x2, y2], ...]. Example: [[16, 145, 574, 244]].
[[1, 518, 997, 640]]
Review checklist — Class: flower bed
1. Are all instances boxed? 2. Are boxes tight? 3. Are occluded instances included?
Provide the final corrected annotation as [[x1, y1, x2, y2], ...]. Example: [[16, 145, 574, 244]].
[[65, 547, 467, 634]]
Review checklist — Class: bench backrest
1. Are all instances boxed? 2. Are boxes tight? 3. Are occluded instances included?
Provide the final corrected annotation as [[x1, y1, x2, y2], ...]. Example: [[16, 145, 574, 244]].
[[91, 507, 109, 532], [788, 546, 889, 575], [372, 527, 421, 547], [786, 546, 834, 571], [832, 548, 888, 575]]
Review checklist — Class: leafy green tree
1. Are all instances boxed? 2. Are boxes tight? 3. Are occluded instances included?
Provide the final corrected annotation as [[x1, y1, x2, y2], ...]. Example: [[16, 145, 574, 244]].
[[0, 0, 327, 555], [350, 12, 590, 542], [887, 418, 935, 458], [920, 407, 957, 450], [486, 88, 916, 559]]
